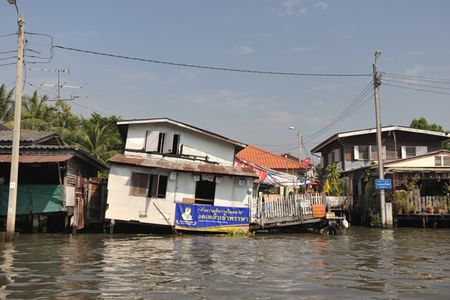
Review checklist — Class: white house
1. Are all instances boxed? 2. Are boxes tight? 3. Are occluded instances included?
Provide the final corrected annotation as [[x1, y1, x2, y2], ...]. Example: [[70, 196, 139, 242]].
[[105, 118, 258, 232]]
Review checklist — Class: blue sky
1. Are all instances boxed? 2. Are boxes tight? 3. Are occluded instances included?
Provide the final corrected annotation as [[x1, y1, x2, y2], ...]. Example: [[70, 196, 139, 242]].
[[1, 0, 449, 157]]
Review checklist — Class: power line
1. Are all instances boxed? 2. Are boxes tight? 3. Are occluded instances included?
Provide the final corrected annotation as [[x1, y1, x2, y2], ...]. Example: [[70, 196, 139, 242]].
[[53, 45, 372, 77], [0, 50, 16, 54], [303, 81, 374, 142], [383, 78, 450, 91], [383, 72, 450, 85], [383, 82, 450, 96]]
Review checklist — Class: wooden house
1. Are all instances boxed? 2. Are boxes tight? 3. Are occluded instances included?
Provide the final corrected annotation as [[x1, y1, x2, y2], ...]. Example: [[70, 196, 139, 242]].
[[311, 126, 450, 224], [105, 118, 258, 233], [0, 130, 108, 233]]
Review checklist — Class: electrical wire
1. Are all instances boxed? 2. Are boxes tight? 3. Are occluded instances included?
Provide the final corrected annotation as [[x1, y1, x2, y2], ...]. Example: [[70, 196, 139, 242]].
[[0, 50, 16, 54], [0, 62, 15, 67], [24, 32, 54, 64], [382, 72, 450, 85], [0, 33, 17, 38], [303, 81, 374, 142], [383, 78, 450, 91], [383, 82, 450, 96], [53, 45, 372, 77], [0, 56, 16, 61]]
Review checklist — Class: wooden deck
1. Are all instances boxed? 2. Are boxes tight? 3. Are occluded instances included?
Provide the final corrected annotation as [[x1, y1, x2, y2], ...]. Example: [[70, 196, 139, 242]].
[[250, 193, 331, 230]]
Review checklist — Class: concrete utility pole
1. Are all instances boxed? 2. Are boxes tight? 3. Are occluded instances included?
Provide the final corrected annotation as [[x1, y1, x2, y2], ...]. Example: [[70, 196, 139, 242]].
[[373, 50, 392, 228], [289, 126, 302, 162], [6, 12, 25, 242]]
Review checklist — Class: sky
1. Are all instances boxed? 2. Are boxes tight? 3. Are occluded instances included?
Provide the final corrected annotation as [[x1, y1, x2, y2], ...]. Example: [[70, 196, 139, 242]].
[[1, 0, 449, 158]]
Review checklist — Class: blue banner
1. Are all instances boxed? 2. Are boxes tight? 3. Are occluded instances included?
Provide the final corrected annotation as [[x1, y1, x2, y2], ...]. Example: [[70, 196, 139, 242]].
[[175, 203, 250, 232]]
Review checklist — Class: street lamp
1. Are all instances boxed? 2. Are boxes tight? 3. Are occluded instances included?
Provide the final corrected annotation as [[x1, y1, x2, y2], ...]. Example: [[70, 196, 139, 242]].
[[289, 126, 301, 163], [5, 0, 25, 241]]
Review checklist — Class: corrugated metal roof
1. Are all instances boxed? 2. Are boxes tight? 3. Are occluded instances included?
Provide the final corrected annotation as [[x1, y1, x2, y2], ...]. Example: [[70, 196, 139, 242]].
[[0, 130, 59, 143], [109, 154, 258, 178], [0, 154, 73, 163], [236, 145, 303, 170], [0, 145, 109, 170]]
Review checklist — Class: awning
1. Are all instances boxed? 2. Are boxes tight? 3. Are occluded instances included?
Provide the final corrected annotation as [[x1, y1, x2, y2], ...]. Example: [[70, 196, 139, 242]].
[[0, 154, 73, 163]]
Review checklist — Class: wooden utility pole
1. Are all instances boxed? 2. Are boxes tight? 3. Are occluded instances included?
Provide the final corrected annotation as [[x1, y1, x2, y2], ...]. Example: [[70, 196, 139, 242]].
[[6, 14, 25, 242]]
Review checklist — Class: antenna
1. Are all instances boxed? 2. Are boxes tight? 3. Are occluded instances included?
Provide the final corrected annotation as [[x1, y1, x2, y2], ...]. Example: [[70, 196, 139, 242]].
[[28, 68, 85, 100]]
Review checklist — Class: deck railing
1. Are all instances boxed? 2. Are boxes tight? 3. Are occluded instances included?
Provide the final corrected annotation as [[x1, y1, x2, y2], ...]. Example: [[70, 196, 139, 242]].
[[408, 195, 449, 214], [250, 193, 327, 224]]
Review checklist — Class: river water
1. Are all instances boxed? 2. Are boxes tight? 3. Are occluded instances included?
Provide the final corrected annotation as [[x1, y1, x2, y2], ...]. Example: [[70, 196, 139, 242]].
[[1, 227, 450, 299]]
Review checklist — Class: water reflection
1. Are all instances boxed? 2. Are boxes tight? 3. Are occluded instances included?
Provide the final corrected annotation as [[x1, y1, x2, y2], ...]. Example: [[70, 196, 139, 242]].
[[0, 229, 449, 299]]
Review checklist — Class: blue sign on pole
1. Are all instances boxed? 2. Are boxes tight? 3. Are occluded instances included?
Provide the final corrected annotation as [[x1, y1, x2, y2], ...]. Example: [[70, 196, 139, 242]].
[[375, 179, 392, 190]]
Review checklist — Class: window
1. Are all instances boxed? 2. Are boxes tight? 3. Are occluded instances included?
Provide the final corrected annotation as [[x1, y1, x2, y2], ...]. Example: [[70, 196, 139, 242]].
[[195, 178, 216, 205], [145, 131, 180, 155], [401, 146, 428, 158], [354, 145, 369, 160], [370, 146, 387, 161], [354, 145, 386, 161], [148, 174, 168, 198], [145, 131, 166, 153], [328, 148, 341, 163], [435, 155, 450, 167], [172, 134, 180, 154], [130, 173, 149, 196], [130, 172, 168, 198]]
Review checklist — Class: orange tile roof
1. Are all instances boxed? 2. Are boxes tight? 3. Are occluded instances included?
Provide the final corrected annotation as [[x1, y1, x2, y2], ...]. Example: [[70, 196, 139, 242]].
[[236, 145, 302, 170]]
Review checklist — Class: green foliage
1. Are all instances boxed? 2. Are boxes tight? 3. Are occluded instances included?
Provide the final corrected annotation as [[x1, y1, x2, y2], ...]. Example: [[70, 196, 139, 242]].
[[368, 209, 381, 227], [410, 117, 450, 151], [326, 162, 344, 196], [362, 170, 378, 213], [0, 84, 14, 123], [392, 190, 410, 214], [225, 230, 255, 237]]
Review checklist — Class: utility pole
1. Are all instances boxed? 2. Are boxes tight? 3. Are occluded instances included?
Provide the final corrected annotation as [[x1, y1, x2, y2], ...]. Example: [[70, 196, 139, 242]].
[[289, 126, 302, 162], [6, 13, 25, 241], [373, 50, 392, 228]]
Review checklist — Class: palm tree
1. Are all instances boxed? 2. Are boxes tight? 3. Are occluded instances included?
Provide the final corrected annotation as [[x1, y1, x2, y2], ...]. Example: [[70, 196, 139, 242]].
[[21, 91, 55, 130], [72, 114, 122, 163], [0, 84, 14, 124]]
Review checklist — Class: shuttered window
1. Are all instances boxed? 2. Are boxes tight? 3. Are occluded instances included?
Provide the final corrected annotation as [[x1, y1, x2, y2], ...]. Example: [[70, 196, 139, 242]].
[[130, 173, 149, 196]]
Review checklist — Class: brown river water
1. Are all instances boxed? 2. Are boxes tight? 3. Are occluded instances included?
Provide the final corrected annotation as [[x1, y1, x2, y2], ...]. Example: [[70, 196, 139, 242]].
[[1, 227, 450, 299]]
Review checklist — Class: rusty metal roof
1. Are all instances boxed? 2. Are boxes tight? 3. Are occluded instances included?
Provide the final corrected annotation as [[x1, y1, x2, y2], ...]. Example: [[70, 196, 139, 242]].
[[109, 154, 258, 178], [0, 145, 109, 170], [0, 154, 73, 163]]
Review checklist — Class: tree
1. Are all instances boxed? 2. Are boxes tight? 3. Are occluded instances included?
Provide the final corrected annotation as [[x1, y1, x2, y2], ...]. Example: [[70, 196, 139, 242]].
[[0, 84, 14, 123], [410, 117, 443, 132], [71, 113, 123, 163], [20, 91, 55, 130], [410, 117, 450, 151]]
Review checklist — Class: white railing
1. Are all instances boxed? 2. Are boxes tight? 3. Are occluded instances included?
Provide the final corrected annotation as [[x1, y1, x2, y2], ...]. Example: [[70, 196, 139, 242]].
[[250, 193, 327, 224]]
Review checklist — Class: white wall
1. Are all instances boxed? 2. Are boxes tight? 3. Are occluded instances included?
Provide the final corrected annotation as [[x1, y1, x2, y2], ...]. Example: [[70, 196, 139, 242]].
[[106, 165, 252, 227], [106, 165, 176, 226], [124, 123, 236, 166]]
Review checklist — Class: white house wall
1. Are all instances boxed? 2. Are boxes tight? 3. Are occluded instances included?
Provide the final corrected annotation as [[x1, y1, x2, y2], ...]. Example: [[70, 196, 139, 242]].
[[124, 123, 236, 166], [106, 165, 176, 226], [214, 176, 251, 207], [106, 164, 251, 227], [387, 154, 449, 168]]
